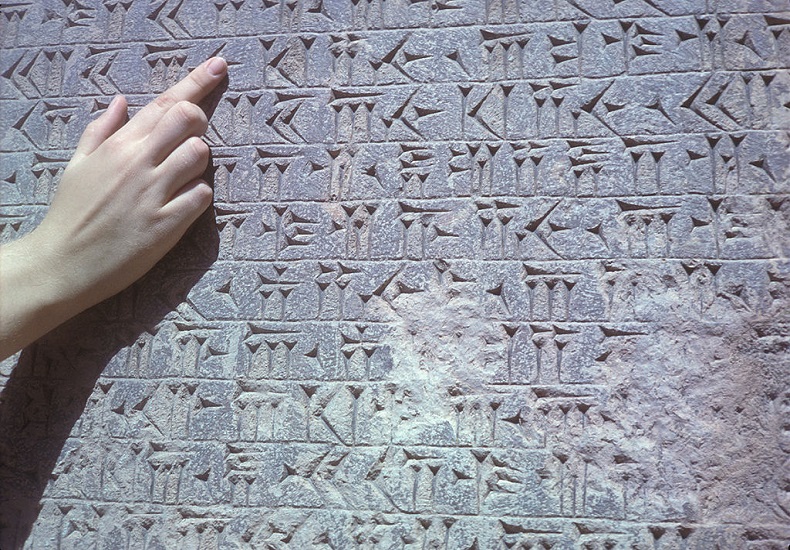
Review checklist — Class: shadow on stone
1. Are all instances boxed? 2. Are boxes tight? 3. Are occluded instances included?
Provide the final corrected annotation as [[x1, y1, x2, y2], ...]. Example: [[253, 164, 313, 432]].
[[0, 204, 219, 549]]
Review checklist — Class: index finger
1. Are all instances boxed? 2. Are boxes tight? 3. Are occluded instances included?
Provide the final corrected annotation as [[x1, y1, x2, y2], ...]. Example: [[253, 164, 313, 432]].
[[127, 57, 227, 135]]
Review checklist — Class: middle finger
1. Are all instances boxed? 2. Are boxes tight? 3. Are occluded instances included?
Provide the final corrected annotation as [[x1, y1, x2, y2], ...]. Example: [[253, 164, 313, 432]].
[[146, 101, 208, 166]]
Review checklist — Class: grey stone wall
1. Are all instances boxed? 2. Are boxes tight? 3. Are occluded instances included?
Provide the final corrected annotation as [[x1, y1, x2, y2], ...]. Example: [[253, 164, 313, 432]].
[[1, 0, 789, 548]]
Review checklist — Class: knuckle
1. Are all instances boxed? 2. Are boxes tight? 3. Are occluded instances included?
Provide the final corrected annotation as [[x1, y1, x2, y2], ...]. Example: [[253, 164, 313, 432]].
[[171, 101, 192, 123], [153, 93, 177, 112], [187, 71, 208, 91], [186, 137, 210, 164], [173, 101, 206, 129], [196, 182, 214, 204], [197, 111, 209, 133]]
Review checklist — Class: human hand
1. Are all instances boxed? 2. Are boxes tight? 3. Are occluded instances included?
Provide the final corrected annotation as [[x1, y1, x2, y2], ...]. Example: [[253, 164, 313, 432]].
[[0, 57, 227, 359]]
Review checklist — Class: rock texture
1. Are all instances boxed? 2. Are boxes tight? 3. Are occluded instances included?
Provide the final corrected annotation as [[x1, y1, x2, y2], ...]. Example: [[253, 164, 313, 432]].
[[1, 1, 789, 548]]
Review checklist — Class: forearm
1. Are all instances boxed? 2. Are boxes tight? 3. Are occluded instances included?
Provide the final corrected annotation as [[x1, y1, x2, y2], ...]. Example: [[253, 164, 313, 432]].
[[0, 232, 79, 360], [0, 57, 225, 362]]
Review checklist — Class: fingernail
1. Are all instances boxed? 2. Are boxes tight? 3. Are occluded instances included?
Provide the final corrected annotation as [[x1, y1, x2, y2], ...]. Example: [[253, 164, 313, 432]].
[[109, 96, 119, 108], [207, 57, 227, 77]]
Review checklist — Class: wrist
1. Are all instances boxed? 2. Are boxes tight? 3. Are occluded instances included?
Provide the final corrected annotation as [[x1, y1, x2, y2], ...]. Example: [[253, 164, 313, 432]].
[[0, 230, 78, 358]]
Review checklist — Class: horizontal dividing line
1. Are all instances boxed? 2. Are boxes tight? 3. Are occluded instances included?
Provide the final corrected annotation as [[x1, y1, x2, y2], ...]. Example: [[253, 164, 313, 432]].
[[0, 238, 783, 267], [211, 194, 786, 205], [2, 131, 788, 155], [3, 196, 788, 212], [54, 319, 772, 328], [29, 497, 783, 528], [63, 435, 554, 450], [0, 9, 779, 48], [34, 498, 614, 521], [28, 504, 624, 523], [1, 198, 787, 212], [1, 129, 786, 147], [3, 191, 789, 210], [84, 312, 770, 323], [174, 256, 785, 263], [246, 259, 788, 265], [6, 318, 756, 339], [1, 67, 790, 102], [261, 68, 790, 90], [2, 64, 790, 94], [198, 136, 790, 147], [59, 377, 612, 387], [1, 129, 787, 155], [69, 314, 761, 323], [186, 133, 790, 146], [3, 193, 789, 204], [25, 315, 768, 328], [46, 319, 653, 326]]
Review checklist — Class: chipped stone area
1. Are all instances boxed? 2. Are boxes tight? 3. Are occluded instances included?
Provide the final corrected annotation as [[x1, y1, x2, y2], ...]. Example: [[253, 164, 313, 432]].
[[1, 1, 790, 549]]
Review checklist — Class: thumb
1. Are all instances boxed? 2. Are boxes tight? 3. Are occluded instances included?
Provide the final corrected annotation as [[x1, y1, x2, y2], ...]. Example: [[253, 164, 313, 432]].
[[73, 95, 128, 160]]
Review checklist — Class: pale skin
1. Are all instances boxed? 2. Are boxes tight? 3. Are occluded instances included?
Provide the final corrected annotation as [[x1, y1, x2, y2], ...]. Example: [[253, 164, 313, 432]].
[[0, 57, 228, 361]]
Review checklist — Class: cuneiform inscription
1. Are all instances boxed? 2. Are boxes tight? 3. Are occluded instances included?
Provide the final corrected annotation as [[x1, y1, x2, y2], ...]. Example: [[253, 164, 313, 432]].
[[1, 2, 788, 550]]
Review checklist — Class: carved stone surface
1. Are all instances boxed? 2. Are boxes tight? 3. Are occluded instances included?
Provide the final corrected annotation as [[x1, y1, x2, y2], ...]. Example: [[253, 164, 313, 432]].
[[1, 1, 789, 548]]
